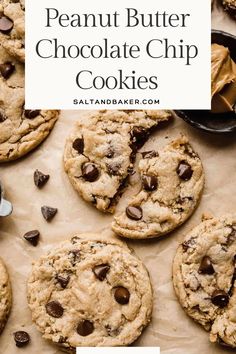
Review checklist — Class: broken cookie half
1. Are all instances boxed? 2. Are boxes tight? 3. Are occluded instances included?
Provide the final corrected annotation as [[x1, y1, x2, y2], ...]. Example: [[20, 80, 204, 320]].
[[63, 109, 172, 213], [112, 136, 204, 239]]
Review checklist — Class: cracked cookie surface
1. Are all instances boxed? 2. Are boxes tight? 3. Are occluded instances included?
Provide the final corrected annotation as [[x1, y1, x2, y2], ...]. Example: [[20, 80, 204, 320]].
[[0, 0, 25, 62], [64, 109, 172, 213], [112, 136, 204, 239], [173, 215, 236, 348], [27, 235, 153, 350], [0, 258, 12, 334], [0, 46, 58, 162]]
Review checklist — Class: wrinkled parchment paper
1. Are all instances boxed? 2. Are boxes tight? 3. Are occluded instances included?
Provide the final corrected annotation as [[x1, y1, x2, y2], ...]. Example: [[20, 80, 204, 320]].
[[0, 3, 236, 353]]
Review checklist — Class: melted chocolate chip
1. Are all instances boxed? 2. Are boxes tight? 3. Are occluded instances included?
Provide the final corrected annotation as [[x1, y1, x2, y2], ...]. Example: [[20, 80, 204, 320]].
[[0, 16, 13, 33], [69, 249, 80, 265], [198, 256, 215, 275], [114, 286, 130, 304], [46, 301, 64, 318], [182, 237, 196, 252], [14, 331, 30, 348], [93, 264, 110, 281], [24, 110, 40, 119], [23, 230, 40, 247], [41, 206, 58, 221], [131, 127, 149, 149], [177, 161, 193, 181], [106, 148, 114, 158], [72, 138, 84, 154], [56, 275, 70, 289], [126, 206, 143, 220], [0, 62, 15, 79], [106, 163, 121, 176], [82, 163, 99, 182], [0, 109, 6, 122], [211, 290, 229, 308], [227, 229, 236, 245], [77, 320, 94, 336], [141, 151, 158, 159], [34, 169, 50, 188], [142, 175, 158, 191]]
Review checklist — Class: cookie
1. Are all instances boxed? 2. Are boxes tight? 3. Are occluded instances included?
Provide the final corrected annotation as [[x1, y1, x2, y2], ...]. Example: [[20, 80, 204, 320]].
[[222, 0, 236, 18], [27, 235, 153, 350], [112, 136, 204, 239], [0, 46, 59, 162], [64, 109, 172, 213], [0, 258, 12, 334], [0, 0, 25, 62], [173, 215, 236, 348]]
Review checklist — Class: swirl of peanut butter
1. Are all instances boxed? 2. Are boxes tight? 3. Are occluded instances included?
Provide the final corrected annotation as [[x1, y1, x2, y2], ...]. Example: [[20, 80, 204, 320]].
[[211, 43, 236, 113]]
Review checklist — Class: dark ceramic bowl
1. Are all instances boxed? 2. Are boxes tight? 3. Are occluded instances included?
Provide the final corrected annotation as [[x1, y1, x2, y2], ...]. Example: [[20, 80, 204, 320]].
[[176, 30, 236, 134]]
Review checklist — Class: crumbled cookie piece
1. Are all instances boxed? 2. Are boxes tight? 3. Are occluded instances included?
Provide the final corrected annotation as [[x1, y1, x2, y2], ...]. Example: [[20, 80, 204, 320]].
[[112, 136, 204, 239], [64, 109, 172, 213]]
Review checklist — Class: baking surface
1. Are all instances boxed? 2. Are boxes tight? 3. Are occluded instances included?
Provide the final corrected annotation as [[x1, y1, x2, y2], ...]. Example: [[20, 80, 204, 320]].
[[0, 3, 236, 354]]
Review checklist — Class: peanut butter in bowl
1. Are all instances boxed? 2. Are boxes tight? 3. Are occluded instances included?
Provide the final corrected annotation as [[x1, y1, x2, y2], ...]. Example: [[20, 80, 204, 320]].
[[211, 43, 236, 114]]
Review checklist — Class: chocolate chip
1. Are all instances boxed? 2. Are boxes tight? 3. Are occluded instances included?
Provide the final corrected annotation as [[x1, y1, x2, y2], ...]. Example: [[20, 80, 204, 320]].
[[105, 148, 114, 158], [211, 290, 229, 308], [182, 237, 196, 252], [41, 206, 57, 221], [126, 206, 143, 220], [77, 320, 94, 336], [56, 275, 70, 289], [82, 163, 99, 182], [34, 169, 50, 188], [177, 161, 193, 181], [227, 229, 236, 245], [106, 163, 120, 176], [23, 230, 40, 247], [114, 286, 130, 304], [14, 331, 30, 348], [142, 175, 158, 191], [93, 264, 110, 281], [131, 127, 149, 149], [69, 249, 80, 265], [198, 256, 215, 275], [24, 110, 40, 119], [72, 138, 84, 154], [142, 151, 158, 159], [0, 16, 13, 34], [45, 301, 64, 318], [0, 62, 15, 79], [0, 109, 6, 123]]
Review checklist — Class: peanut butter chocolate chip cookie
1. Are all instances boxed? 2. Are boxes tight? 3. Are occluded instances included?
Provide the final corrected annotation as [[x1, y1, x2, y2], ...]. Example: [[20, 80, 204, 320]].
[[0, 46, 59, 162], [64, 109, 172, 213], [0, 258, 12, 334], [112, 136, 204, 239], [173, 215, 236, 348], [222, 0, 236, 18], [0, 0, 25, 62], [27, 235, 153, 349]]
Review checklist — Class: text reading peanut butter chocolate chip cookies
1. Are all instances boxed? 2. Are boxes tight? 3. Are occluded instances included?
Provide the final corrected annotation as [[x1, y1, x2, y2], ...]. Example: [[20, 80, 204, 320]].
[[0, 46, 58, 162], [27, 235, 153, 349], [0, 0, 25, 62], [64, 109, 171, 213], [112, 136, 204, 239], [0, 258, 12, 334], [173, 215, 236, 348]]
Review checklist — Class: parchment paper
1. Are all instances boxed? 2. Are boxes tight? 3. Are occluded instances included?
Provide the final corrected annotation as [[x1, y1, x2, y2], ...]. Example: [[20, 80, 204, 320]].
[[0, 3, 236, 353]]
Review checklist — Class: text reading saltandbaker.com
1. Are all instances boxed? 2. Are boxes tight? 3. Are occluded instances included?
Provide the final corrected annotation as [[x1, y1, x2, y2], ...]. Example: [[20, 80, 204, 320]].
[[36, 7, 199, 91]]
